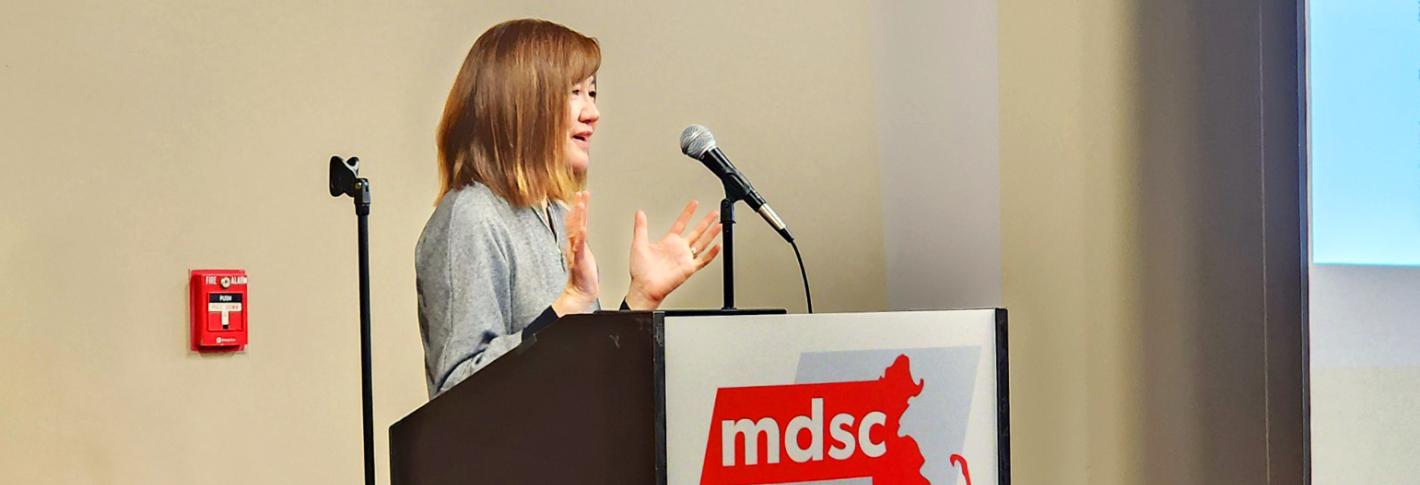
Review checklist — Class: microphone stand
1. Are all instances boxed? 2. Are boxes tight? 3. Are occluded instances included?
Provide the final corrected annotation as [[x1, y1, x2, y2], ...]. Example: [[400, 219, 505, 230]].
[[711, 176, 785, 315], [720, 198, 735, 310], [328, 156, 375, 485], [717, 170, 756, 311], [653, 175, 784, 317], [354, 180, 374, 485]]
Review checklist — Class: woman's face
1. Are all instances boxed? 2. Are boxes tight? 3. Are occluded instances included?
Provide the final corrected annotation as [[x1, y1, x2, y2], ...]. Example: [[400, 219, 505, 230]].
[[565, 75, 599, 172]]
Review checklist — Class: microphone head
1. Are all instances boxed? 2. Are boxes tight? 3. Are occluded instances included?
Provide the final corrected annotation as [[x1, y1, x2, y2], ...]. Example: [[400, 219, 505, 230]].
[[680, 124, 717, 158]]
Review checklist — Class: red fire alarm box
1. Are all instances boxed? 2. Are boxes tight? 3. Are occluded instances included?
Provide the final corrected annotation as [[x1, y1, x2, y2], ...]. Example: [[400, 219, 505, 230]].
[[190, 269, 248, 352]]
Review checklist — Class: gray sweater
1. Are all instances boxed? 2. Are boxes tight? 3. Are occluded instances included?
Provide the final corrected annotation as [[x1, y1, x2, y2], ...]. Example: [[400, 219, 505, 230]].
[[415, 183, 590, 398]]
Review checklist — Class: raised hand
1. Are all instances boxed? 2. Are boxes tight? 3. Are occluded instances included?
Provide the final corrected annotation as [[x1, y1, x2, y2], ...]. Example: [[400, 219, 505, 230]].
[[626, 200, 723, 310], [552, 191, 599, 316]]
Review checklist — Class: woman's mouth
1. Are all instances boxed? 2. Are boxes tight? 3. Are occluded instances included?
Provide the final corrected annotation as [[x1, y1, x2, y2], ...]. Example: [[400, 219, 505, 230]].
[[572, 131, 592, 148]]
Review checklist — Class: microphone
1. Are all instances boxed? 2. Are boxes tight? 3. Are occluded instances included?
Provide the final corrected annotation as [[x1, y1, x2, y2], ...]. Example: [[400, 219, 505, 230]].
[[679, 125, 794, 243]]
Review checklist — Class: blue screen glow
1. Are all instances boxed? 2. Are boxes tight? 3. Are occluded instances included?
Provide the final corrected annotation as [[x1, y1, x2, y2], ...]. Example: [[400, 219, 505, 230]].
[[1310, 0, 1420, 266]]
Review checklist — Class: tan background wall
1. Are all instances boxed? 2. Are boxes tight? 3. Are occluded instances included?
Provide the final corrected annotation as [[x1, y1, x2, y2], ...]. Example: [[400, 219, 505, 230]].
[[998, 0, 1146, 481], [999, 0, 1304, 483], [871, 0, 1002, 311], [0, 1, 885, 483], [3, 0, 1309, 483]]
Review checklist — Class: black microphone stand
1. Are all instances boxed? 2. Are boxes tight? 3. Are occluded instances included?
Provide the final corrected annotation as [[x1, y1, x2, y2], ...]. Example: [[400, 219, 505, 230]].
[[720, 198, 736, 310], [656, 174, 784, 317], [714, 175, 779, 314], [716, 169, 757, 311], [328, 156, 375, 485]]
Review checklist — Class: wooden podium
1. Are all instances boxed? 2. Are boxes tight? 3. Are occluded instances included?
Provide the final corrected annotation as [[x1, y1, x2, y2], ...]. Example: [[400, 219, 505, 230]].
[[389, 310, 1009, 485]]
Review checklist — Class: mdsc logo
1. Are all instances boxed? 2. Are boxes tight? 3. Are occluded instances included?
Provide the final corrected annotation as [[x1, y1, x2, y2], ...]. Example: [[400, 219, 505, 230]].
[[700, 352, 981, 485]]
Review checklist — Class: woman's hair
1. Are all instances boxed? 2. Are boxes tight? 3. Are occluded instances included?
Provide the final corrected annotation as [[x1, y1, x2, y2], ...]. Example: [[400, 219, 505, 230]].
[[435, 18, 600, 207]]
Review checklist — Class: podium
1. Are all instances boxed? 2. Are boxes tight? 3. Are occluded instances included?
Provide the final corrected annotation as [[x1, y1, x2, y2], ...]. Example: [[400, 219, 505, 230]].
[[389, 309, 1009, 484]]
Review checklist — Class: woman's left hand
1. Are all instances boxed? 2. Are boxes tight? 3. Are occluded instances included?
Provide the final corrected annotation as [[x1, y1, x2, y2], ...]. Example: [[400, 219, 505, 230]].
[[625, 200, 722, 310]]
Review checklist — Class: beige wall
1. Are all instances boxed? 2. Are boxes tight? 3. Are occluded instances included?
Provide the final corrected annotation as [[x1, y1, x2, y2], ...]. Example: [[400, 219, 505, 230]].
[[998, 0, 1147, 482], [0, 1, 885, 483], [3, 0, 1310, 483], [871, 0, 1002, 311]]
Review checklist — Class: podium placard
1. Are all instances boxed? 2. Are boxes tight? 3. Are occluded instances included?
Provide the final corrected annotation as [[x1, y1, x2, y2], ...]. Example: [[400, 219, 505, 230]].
[[662, 309, 1009, 484], [389, 309, 1008, 484]]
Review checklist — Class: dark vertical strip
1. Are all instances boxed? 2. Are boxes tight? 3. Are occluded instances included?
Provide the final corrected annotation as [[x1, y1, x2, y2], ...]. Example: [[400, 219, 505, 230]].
[[357, 205, 375, 485], [1295, 1, 1314, 482], [653, 313, 669, 485], [1261, 0, 1308, 482], [996, 308, 1011, 485]]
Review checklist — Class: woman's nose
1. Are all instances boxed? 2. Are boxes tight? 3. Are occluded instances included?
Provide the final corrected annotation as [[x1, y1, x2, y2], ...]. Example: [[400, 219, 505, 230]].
[[581, 100, 599, 124]]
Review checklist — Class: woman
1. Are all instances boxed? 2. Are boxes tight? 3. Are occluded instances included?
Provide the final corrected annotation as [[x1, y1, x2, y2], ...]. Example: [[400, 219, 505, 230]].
[[416, 18, 722, 398]]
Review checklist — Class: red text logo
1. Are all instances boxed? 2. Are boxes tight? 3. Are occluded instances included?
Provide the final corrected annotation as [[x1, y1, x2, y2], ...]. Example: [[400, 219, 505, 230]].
[[701, 354, 930, 484]]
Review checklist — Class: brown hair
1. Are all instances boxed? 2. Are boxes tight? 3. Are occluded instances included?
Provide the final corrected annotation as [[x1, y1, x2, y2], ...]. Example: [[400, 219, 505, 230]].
[[435, 18, 600, 207]]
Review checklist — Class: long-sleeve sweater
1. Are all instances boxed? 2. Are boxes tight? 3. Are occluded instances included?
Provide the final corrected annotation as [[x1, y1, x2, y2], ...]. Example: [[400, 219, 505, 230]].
[[415, 182, 594, 398]]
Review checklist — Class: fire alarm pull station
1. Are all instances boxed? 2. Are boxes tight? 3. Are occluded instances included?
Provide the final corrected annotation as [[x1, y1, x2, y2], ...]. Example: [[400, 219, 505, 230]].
[[190, 269, 248, 352]]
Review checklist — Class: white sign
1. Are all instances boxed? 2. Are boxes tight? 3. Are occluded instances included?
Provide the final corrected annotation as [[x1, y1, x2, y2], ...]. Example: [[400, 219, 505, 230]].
[[662, 310, 1006, 485]]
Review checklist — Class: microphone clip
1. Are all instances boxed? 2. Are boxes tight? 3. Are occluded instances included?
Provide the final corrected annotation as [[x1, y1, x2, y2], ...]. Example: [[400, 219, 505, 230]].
[[329, 155, 371, 215]]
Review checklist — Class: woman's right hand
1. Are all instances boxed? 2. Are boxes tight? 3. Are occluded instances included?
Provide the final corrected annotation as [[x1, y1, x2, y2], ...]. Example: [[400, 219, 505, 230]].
[[552, 191, 599, 316]]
